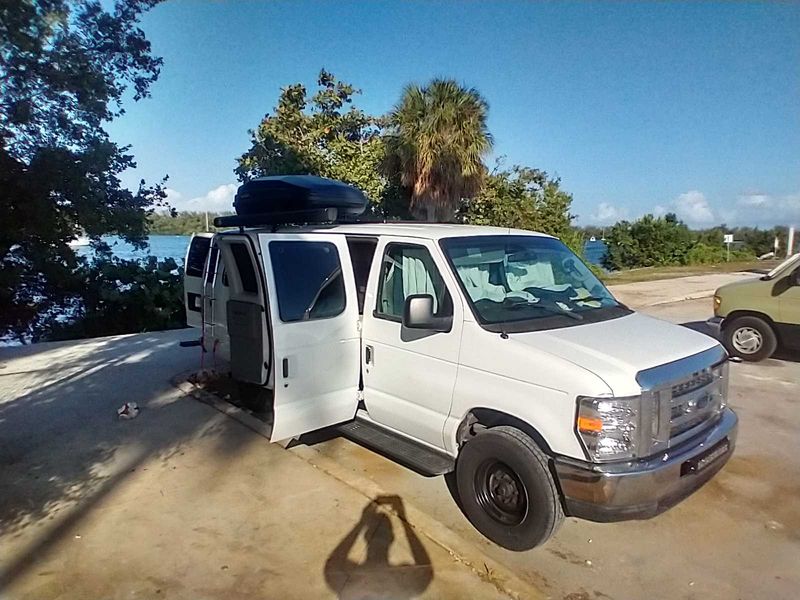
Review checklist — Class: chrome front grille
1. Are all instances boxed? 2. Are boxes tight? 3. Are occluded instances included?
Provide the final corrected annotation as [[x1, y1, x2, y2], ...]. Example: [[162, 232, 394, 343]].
[[637, 347, 730, 457], [670, 383, 718, 437], [667, 361, 728, 442]]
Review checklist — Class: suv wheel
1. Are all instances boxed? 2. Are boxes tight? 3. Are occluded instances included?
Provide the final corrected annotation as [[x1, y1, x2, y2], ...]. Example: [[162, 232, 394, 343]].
[[723, 315, 777, 361], [453, 426, 563, 551]]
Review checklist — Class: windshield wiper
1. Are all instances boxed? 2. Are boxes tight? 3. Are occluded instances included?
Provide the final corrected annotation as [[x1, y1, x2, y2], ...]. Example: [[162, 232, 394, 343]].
[[572, 295, 608, 303], [503, 298, 583, 320]]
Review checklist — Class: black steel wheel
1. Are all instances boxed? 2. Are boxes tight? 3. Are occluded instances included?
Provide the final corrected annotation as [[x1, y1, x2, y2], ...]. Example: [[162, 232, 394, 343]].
[[474, 459, 528, 526], [453, 426, 563, 551]]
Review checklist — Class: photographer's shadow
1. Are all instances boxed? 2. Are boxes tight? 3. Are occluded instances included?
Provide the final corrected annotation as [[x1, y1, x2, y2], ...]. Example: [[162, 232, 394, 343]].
[[324, 495, 433, 599]]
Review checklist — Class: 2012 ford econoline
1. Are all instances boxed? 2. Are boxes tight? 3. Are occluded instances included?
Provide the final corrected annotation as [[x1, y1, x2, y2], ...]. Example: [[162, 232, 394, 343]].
[[183, 176, 737, 550]]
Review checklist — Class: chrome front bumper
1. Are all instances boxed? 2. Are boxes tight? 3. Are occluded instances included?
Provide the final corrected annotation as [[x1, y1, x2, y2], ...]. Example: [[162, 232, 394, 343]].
[[554, 408, 738, 522]]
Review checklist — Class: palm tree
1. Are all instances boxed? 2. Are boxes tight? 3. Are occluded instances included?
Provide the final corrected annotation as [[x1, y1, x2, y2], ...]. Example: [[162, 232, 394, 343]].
[[385, 79, 493, 222]]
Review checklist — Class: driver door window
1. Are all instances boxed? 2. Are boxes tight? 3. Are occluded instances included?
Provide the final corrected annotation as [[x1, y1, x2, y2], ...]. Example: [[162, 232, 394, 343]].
[[375, 244, 452, 320]]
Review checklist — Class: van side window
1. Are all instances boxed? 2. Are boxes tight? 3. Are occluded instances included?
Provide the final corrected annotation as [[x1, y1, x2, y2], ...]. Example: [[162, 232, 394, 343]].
[[375, 244, 452, 320], [186, 236, 211, 277], [270, 241, 346, 322], [346, 237, 378, 314], [230, 242, 258, 293]]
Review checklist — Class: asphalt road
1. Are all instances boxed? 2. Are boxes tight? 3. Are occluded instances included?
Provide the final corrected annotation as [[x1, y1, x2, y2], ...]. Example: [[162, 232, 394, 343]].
[[294, 297, 800, 600]]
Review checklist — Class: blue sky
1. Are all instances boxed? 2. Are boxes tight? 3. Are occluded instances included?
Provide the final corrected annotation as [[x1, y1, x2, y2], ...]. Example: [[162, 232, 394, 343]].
[[107, 1, 800, 227]]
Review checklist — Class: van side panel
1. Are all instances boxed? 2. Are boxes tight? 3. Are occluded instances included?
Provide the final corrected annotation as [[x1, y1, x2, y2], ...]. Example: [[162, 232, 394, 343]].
[[444, 320, 611, 459]]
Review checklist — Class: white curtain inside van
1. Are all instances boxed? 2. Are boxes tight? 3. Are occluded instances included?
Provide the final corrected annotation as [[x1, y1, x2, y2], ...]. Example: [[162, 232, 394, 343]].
[[402, 252, 438, 312]]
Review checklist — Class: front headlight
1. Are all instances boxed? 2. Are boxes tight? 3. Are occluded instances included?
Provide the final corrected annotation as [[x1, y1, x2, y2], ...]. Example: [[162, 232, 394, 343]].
[[713, 294, 721, 314], [576, 396, 641, 462], [577, 361, 730, 463]]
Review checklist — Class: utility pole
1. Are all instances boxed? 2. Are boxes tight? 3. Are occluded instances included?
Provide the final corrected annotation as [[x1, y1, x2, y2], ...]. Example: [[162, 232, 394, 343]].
[[788, 226, 796, 258]]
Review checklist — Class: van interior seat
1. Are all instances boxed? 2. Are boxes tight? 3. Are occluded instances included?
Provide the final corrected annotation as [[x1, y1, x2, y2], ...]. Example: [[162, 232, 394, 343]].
[[455, 265, 507, 302]]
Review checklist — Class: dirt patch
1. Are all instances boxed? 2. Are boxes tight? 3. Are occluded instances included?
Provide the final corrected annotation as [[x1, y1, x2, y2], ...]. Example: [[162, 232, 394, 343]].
[[547, 547, 588, 567], [706, 454, 800, 542]]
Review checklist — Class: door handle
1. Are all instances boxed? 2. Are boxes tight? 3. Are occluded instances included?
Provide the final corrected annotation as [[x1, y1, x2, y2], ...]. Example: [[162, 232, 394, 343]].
[[365, 345, 374, 365]]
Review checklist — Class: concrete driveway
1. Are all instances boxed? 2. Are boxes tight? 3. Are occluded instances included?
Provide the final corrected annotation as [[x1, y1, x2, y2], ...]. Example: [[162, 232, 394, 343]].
[[296, 296, 800, 600], [1, 273, 797, 599], [0, 331, 519, 600]]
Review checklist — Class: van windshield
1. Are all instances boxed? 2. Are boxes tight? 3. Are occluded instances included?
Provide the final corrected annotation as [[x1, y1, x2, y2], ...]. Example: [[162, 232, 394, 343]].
[[763, 253, 800, 280], [440, 235, 631, 333]]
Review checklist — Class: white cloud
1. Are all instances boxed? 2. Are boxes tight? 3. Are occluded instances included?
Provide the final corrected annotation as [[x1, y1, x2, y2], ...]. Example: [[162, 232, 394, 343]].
[[721, 191, 800, 227], [673, 190, 715, 225], [582, 189, 798, 228], [737, 193, 770, 208], [164, 187, 183, 204], [166, 183, 238, 213], [591, 202, 627, 224]]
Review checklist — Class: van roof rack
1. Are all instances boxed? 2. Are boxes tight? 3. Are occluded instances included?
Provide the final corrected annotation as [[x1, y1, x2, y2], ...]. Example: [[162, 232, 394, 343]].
[[213, 208, 339, 229]]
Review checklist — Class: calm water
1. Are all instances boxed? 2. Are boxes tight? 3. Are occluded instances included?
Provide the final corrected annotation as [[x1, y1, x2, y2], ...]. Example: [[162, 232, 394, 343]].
[[79, 235, 608, 267], [76, 235, 192, 264], [583, 239, 608, 266]]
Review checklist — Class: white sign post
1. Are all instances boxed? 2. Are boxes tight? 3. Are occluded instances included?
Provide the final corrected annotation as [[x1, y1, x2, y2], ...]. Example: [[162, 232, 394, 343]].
[[723, 234, 734, 262]]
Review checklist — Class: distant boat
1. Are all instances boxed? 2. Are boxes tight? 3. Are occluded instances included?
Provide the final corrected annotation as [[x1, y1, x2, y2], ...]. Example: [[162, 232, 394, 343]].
[[68, 234, 90, 248], [589, 235, 597, 242]]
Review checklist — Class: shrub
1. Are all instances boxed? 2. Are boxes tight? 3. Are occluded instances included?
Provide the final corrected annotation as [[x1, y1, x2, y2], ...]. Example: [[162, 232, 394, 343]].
[[603, 214, 694, 270], [36, 256, 186, 342]]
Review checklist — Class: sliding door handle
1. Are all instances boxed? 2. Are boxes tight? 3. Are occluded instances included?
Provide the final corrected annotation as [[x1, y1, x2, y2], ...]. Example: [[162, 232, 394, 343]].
[[365, 345, 374, 365]]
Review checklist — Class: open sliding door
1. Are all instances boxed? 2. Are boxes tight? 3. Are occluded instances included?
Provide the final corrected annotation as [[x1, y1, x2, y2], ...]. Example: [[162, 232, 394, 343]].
[[260, 233, 361, 442], [216, 235, 270, 385]]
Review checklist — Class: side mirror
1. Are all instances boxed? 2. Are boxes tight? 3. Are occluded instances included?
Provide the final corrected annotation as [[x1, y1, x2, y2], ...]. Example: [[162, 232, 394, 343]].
[[402, 294, 452, 332]]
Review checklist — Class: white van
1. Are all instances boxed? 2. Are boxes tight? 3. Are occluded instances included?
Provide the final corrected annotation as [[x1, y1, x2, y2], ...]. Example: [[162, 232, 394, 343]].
[[183, 181, 737, 551]]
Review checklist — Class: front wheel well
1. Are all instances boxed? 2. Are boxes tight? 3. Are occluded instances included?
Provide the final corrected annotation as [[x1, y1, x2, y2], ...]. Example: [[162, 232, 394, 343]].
[[723, 310, 777, 330], [456, 408, 554, 456]]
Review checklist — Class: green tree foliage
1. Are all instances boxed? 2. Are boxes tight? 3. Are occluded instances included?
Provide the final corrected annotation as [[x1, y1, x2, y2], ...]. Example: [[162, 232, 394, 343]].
[[385, 79, 493, 222], [603, 214, 697, 269], [36, 255, 185, 342], [460, 165, 584, 254], [236, 70, 393, 213], [1, 0, 169, 340], [148, 211, 229, 235], [694, 226, 785, 257]]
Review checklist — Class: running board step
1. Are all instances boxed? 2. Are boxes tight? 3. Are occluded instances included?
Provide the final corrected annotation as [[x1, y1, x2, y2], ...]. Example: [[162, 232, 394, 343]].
[[338, 419, 455, 476]]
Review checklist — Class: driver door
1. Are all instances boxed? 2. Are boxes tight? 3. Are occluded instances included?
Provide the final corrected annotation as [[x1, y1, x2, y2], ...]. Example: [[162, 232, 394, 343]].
[[360, 238, 463, 449], [260, 233, 361, 442]]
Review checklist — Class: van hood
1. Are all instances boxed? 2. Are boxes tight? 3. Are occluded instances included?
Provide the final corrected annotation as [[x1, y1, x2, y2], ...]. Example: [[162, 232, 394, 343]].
[[716, 276, 764, 295], [511, 312, 721, 396]]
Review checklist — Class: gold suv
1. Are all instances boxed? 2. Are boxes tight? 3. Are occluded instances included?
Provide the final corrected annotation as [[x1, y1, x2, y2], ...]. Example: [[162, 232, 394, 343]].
[[708, 254, 800, 361]]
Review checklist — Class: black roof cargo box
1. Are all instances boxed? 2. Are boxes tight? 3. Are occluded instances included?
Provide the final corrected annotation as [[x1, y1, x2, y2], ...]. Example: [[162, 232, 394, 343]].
[[236, 175, 366, 216], [214, 175, 368, 228]]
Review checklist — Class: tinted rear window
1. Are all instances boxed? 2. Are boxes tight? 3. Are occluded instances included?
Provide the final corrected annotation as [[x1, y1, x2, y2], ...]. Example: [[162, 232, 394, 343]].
[[230, 242, 258, 293], [270, 241, 345, 322], [186, 237, 211, 277]]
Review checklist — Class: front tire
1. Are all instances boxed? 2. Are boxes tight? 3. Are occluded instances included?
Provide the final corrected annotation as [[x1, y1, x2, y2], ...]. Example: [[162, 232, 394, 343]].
[[723, 315, 777, 361], [454, 426, 563, 551]]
